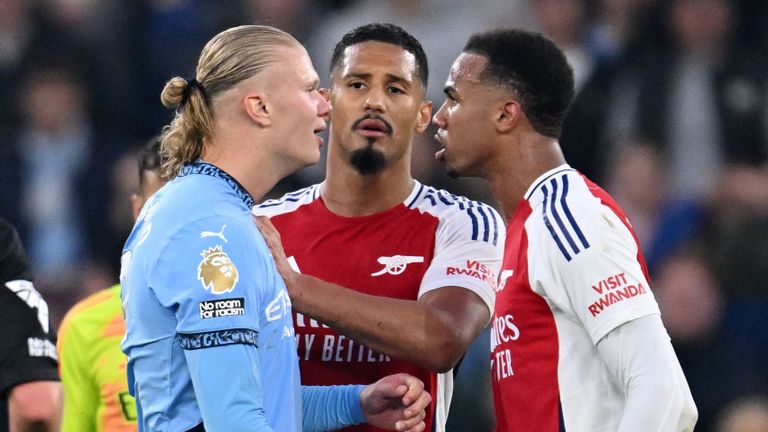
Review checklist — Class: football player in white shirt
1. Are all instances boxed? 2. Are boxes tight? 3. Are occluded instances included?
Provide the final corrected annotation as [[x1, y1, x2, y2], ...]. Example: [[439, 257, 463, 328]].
[[431, 29, 698, 432]]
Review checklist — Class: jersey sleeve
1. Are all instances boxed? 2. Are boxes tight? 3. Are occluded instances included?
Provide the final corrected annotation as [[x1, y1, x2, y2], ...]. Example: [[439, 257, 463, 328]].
[[0, 219, 59, 394], [418, 201, 505, 315], [301, 385, 366, 431], [539, 197, 660, 344], [57, 315, 99, 432], [147, 215, 275, 430]]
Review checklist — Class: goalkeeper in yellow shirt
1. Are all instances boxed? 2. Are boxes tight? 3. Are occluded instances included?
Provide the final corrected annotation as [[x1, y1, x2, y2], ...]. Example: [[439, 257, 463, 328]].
[[57, 139, 165, 432]]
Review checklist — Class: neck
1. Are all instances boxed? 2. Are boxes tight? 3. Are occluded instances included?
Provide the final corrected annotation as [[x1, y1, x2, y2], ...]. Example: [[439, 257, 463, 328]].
[[321, 140, 414, 217], [203, 135, 287, 204], [485, 132, 566, 220]]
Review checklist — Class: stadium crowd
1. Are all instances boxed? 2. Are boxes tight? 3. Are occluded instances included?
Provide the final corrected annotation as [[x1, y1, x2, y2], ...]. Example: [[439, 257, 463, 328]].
[[1, 0, 767, 430]]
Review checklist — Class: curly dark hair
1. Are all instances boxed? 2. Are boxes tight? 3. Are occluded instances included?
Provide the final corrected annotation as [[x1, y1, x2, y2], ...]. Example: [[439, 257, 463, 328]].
[[464, 29, 574, 138]]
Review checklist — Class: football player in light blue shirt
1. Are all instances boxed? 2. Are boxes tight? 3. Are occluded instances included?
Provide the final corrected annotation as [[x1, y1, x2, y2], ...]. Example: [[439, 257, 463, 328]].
[[121, 25, 430, 432]]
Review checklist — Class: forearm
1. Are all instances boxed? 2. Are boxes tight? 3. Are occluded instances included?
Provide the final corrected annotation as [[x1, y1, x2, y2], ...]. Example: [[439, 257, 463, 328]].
[[301, 385, 365, 432], [185, 344, 275, 431], [8, 382, 63, 432], [597, 315, 698, 432], [291, 274, 486, 372]]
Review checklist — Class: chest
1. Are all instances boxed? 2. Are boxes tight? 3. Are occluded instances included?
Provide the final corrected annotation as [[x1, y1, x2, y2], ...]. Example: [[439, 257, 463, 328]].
[[273, 212, 438, 300]]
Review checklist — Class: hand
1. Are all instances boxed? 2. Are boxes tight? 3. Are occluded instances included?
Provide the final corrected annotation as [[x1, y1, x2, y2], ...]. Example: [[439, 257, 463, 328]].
[[361, 373, 430, 432], [253, 216, 299, 292]]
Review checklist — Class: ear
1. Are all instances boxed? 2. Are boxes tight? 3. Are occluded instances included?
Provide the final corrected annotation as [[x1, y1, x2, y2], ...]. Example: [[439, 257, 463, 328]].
[[496, 100, 522, 133], [414, 100, 433, 134], [243, 93, 271, 127]]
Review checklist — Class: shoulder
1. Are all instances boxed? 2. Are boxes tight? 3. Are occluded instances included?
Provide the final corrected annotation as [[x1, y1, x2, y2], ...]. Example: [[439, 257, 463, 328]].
[[408, 183, 504, 246], [526, 169, 634, 262], [0, 217, 32, 283], [59, 286, 121, 340], [252, 183, 321, 217]]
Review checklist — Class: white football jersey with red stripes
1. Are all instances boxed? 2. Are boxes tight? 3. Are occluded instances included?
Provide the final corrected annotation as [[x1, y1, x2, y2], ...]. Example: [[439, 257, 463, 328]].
[[254, 180, 504, 432], [492, 165, 661, 432]]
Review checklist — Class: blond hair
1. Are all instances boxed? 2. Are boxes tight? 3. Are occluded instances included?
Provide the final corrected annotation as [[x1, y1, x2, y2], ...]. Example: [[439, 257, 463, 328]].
[[159, 25, 300, 178]]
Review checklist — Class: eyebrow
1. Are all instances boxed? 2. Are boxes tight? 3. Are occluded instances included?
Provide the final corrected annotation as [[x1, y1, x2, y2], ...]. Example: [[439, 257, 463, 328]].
[[344, 72, 413, 88], [443, 85, 458, 99]]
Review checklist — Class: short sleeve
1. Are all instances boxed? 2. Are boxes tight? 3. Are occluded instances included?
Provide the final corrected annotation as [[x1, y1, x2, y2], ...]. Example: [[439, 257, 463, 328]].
[[147, 216, 269, 344], [0, 219, 59, 393], [419, 202, 505, 316], [542, 205, 660, 344]]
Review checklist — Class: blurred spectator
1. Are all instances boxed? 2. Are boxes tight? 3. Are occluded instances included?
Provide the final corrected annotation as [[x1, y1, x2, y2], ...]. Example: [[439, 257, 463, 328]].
[[634, 0, 767, 202], [654, 251, 768, 430], [559, 0, 664, 181], [119, 0, 244, 139], [653, 251, 726, 431], [531, 0, 594, 92], [239, 0, 319, 43], [607, 140, 707, 270], [717, 396, 768, 432], [12, 66, 101, 282]]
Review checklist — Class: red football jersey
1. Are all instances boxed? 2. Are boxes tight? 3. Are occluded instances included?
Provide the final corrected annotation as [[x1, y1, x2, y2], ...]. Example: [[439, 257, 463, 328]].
[[492, 165, 661, 432], [254, 181, 504, 432]]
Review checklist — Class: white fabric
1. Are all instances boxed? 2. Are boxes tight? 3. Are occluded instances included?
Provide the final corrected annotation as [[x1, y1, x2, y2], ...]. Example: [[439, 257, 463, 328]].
[[411, 185, 505, 316], [522, 165, 694, 431], [597, 315, 698, 432]]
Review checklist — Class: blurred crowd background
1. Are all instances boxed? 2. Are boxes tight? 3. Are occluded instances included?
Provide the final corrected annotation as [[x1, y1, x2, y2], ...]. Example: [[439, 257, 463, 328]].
[[1, 0, 767, 430]]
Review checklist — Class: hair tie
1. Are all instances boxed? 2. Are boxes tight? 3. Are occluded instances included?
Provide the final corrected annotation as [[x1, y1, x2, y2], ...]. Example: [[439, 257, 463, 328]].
[[180, 78, 208, 107]]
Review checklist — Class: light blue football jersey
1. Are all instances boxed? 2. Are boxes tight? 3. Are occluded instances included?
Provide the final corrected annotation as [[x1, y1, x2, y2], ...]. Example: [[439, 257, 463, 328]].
[[120, 162, 302, 431]]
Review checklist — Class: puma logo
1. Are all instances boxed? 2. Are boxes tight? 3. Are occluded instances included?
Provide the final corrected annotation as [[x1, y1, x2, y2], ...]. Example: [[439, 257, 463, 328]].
[[201, 225, 228, 243]]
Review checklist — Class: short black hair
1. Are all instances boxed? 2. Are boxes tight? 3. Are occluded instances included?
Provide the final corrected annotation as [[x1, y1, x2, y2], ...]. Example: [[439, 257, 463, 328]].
[[330, 23, 429, 89], [464, 29, 574, 138], [138, 136, 163, 187]]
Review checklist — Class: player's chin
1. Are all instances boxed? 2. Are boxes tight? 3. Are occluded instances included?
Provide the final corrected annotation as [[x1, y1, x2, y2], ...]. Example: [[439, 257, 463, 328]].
[[445, 159, 470, 179], [303, 148, 321, 167]]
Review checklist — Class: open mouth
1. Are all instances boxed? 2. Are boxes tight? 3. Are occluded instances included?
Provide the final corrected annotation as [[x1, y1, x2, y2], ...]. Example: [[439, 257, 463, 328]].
[[434, 131, 446, 161], [353, 117, 392, 138]]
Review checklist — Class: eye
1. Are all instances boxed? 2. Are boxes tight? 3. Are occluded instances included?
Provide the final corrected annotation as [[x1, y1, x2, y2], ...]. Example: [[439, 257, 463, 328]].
[[349, 82, 366, 90], [388, 86, 405, 95]]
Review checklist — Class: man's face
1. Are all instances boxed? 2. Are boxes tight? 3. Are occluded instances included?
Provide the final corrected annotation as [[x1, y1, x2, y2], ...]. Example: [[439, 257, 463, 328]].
[[329, 41, 430, 175], [131, 169, 166, 222], [263, 46, 330, 169], [432, 52, 499, 178]]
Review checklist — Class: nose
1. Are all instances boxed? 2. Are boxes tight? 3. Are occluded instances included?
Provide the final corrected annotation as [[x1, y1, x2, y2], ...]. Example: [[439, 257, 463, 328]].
[[316, 90, 330, 119], [364, 87, 386, 112], [432, 101, 448, 128]]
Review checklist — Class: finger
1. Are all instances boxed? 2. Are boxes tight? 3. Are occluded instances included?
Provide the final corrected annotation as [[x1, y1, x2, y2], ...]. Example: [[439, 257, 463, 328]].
[[253, 216, 279, 236], [400, 376, 424, 405], [252, 217, 287, 255], [253, 216, 274, 234], [395, 416, 426, 432], [404, 421, 425, 432], [403, 392, 431, 418], [253, 216, 273, 238]]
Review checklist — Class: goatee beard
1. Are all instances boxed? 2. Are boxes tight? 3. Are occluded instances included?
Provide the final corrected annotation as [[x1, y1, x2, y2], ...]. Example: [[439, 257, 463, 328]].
[[349, 140, 386, 175]]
